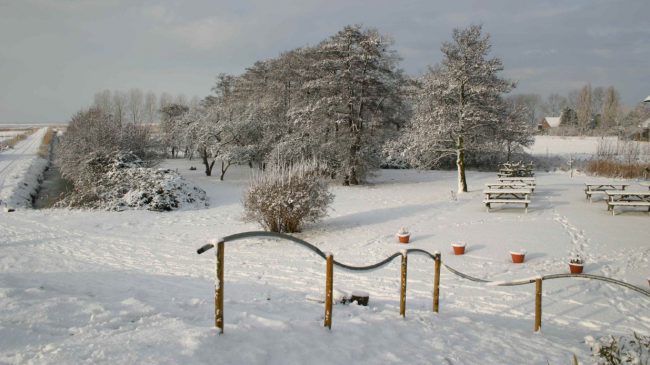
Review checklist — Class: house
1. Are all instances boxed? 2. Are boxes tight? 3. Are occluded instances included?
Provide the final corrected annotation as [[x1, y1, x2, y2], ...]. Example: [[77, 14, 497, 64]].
[[537, 117, 561, 132]]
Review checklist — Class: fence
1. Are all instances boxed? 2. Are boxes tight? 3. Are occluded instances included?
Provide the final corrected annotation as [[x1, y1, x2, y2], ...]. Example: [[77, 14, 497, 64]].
[[196, 231, 650, 334]]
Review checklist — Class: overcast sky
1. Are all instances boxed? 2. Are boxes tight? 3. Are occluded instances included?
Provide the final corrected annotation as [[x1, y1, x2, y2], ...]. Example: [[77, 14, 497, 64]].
[[1, 0, 649, 124]]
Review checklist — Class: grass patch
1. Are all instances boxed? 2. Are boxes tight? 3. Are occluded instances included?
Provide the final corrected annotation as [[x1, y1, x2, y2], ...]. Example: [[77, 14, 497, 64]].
[[585, 159, 650, 179], [38, 127, 55, 158]]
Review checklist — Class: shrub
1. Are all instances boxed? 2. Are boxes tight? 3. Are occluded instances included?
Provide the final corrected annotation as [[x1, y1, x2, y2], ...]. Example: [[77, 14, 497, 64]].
[[243, 161, 333, 233], [585, 332, 650, 365], [38, 127, 55, 158], [585, 159, 649, 179], [56, 151, 207, 211]]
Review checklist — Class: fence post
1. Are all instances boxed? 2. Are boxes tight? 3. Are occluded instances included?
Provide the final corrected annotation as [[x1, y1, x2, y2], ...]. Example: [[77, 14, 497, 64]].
[[400, 250, 408, 318], [324, 253, 333, 329], [216, 240, 225, 334], [433, 251, 441, 313], [534, 277, 542, 332]]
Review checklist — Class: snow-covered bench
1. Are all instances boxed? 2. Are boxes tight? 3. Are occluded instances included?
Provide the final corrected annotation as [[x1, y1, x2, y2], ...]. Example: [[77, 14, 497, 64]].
[[584, 183, 628, 202], [483, 189, 532, 213], [605, 190, 650, 215]]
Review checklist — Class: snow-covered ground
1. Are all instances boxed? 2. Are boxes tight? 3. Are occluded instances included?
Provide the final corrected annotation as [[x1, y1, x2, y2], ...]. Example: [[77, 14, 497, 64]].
[[0, 127, 48, 209], [1, 152, 649, 364], [527, 135, 650, 160], [0, 130, 27, 143]]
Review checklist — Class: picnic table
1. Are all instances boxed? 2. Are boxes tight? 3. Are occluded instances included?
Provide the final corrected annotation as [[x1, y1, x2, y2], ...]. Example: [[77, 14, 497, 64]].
[[584, 183, 628, 202], [497, 177, 536, 191], [604, 190, 650, 215], [485, 182, 530, 190], [639, 182, 650, 190], [483, 188, 532, 213]]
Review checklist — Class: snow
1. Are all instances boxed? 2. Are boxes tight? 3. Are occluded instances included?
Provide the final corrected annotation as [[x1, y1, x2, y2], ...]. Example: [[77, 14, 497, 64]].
[[1, 139, 650, 364], [0, 127, 48, 209]]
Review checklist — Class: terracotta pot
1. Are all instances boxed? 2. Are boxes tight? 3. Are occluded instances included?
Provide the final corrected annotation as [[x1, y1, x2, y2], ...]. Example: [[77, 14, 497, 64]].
[[510, 251, 526, 264], [452, 243, 466, 255], [397, 234, 410, 244], [569, 263, 583, 274]]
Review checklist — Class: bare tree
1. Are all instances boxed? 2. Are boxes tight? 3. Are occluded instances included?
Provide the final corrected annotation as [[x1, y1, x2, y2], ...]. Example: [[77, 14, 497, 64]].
[[576, 84, 592, 133], [93, 89, 112, 114], [601, 86, 621, 130], [542, 93, 568, 117], [127, 88, 144, 124], [144, 91, 158, 124], [112, 90, 128, 125]]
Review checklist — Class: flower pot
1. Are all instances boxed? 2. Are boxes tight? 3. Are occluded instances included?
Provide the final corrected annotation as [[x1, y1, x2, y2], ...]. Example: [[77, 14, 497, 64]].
[[569, 263, 583, 274], [397, 234, 410, 244], [452, 242, 466, 255], [510, 251, 526, 264]]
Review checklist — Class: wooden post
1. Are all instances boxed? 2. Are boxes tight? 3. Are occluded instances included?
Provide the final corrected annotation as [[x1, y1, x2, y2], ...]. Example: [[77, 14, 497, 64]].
[[433, 252, 441, 313], [400, 251, 407, 318], [216, 240, 224, 333], [534, 277, 542, 332], [324, 254, 333, 329]]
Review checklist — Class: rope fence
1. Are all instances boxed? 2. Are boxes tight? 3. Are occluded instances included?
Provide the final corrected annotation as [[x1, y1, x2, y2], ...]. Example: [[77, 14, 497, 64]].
[[196, 231, 650, 334]]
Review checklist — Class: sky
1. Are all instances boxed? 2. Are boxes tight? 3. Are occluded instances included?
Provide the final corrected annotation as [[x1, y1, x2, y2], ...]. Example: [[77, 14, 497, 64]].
[[1, 0, 649, 124]]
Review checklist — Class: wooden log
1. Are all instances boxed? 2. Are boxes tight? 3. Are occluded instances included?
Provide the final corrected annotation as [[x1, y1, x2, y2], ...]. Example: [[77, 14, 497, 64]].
[[400, 251, 407, 317], [324, 254, 333, 329], [534, 277, 542, 332], [216, 240, 224, 333], [350, 290, 369, 306], [433, 252, 441, 313]]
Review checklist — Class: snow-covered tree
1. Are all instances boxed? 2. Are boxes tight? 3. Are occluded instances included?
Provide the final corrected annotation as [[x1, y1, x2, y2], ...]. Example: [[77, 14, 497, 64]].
[[293, 25, 406, 185], [402, 25, 514, 193]]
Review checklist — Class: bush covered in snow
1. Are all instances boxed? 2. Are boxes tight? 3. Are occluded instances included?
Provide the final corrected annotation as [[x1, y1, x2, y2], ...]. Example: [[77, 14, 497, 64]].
[[585, 333, 650, 365], [56, 151, 207, 211], [243, 161, 333, 233]]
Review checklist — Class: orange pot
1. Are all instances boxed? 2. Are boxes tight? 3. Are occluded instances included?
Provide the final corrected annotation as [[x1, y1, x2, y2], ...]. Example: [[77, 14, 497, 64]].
[[452, 244, 466, 255], [569, 263, 583, 274], [510, 252, 525, 263], [397, 234, 410, 244]]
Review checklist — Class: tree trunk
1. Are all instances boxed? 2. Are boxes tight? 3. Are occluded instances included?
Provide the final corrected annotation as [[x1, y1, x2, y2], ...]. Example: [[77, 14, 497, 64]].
[[201, 148, 215, 176], [220, 160, 231, 181], [456, 136, 468, 193], [506, 142, 512, 162]]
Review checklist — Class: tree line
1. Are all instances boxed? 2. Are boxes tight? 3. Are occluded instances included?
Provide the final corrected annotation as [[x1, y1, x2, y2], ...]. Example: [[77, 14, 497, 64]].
[[158, 24, 539, 192]]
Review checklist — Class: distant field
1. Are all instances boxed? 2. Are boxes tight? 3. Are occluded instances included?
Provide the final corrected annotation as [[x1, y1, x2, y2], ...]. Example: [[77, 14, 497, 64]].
[[527, 135, 649, 158]]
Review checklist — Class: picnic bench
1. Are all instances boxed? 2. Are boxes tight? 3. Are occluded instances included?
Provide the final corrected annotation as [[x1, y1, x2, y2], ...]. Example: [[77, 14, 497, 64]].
[[584, 183, 628, 202], [639, 182, 650, 190], [605, 190, 650, 215], [496, 177, 536, 191], [485, 182, 530, 190], [483, 188, 532, 213]]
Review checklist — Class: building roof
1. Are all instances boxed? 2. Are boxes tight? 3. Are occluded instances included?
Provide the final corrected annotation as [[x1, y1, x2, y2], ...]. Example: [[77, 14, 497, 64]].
[[644, 95, 650, 103], [544, 117, 561, 128], [642, 118, 650, 129]]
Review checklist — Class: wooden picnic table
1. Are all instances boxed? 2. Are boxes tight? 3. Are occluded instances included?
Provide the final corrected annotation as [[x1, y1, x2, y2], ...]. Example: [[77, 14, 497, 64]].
[[604, 190, 650, 215], [483, 188, 532, 213], [485, 182, 534, 192], [639, 182, 650, 190], [584, 183, 628, 202], [497, 177, 536, 189]]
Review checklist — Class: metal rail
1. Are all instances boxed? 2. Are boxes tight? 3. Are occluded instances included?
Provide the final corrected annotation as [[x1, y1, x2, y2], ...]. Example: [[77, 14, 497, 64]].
[[197, 230, 650, 297]]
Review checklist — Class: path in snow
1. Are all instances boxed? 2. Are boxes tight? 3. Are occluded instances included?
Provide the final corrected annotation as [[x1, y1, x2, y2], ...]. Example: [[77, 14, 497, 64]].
[[0, 128, 48, 208]]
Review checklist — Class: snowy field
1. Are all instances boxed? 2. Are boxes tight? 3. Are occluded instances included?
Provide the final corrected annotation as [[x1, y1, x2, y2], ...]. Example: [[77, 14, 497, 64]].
[[0, 128, 48, 209], [527, 135, 650, 159], [1, 137, 650, 364]]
